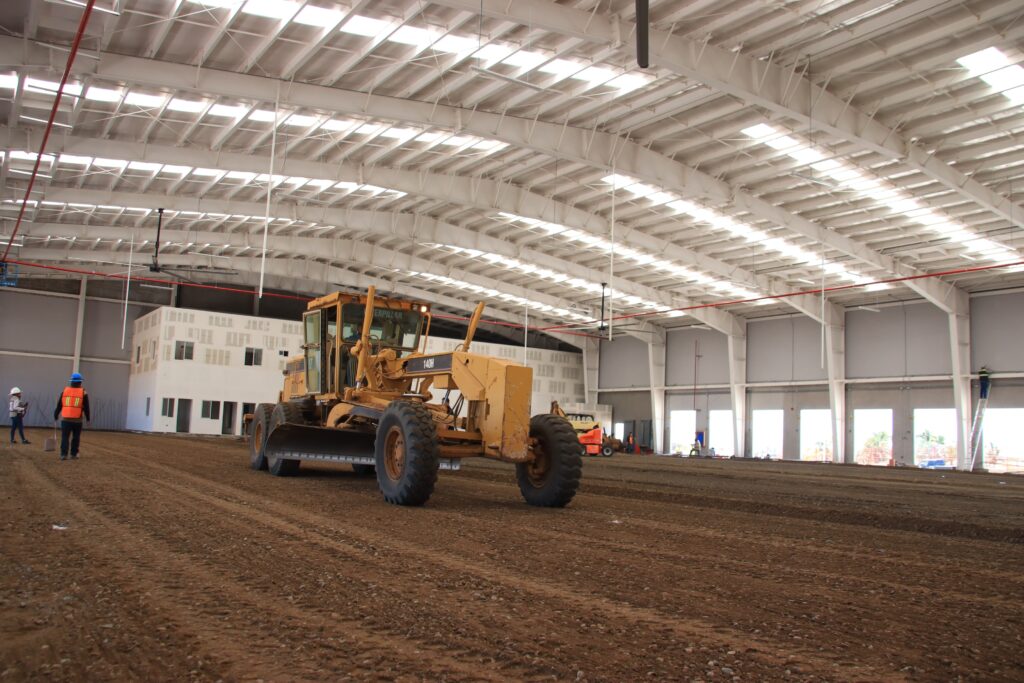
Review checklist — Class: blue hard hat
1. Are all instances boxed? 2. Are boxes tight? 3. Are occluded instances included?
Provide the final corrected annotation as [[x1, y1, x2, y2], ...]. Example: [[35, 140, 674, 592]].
[[70, 372, 84, 382]]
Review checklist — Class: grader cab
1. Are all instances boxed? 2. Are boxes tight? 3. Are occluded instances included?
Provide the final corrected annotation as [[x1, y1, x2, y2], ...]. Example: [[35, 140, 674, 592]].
[[248, 286, 582, 507]]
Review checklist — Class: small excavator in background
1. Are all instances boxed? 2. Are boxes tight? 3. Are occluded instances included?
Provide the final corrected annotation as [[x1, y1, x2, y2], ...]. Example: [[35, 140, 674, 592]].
[[550, 401, 618, 457]]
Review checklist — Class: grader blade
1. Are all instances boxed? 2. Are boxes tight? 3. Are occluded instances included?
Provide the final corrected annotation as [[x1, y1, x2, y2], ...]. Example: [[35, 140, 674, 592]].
[[264, 423, 461, 470]]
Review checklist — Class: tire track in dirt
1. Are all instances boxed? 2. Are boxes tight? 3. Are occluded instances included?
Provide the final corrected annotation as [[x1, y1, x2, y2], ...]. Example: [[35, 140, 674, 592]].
[[110, 447, 903, 682], [17, 456, 541, 682]]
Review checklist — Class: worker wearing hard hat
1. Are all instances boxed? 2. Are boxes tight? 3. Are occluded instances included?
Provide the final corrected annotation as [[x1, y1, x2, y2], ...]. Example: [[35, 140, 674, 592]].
[[53, 373, 90, 460], [8, 387, 29, 445]]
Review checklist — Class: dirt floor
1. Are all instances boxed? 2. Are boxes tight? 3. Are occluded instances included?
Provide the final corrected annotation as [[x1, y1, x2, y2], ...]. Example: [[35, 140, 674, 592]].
[[1, 430, 1022, 682]]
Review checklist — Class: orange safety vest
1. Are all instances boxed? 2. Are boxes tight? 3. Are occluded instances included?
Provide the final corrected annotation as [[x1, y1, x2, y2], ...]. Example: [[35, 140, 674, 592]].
[[61, 386, 85, 419]]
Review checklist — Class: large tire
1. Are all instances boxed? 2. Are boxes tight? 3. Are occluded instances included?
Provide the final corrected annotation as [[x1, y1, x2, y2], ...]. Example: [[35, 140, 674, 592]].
[[352, 463, 376, 476], [517, 414, 582, 508], [267, 403, 302, 477], [249, 403, 272, 470], [600, 444, 614, 458], [374, 401, 439, 506]]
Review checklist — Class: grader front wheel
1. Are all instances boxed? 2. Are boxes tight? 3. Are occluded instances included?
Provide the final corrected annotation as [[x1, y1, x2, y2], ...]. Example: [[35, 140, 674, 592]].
[[374, 401, 440, 506], [266, 403, 302, 477], [517, 414, 582, 508], [249, 403, 272, 470]]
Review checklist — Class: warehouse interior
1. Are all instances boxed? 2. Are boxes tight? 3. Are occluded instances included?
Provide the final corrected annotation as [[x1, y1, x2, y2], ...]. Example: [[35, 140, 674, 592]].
[[1, 0, 1023, 680]]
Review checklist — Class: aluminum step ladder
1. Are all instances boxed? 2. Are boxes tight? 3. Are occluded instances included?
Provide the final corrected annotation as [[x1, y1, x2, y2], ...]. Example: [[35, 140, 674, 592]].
[[967, 369, 991, 472]]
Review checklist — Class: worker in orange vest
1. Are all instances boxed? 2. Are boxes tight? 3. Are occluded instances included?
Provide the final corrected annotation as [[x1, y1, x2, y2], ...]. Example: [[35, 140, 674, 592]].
[[52, 372, 90, 461]]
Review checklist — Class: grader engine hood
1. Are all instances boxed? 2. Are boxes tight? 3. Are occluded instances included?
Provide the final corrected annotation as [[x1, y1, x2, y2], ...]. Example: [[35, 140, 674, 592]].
[[405, 351, 533, 462]]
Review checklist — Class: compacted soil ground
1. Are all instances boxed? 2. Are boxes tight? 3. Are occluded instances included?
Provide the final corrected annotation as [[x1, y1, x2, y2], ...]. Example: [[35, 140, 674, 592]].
[[0, 430, 1021, 682]]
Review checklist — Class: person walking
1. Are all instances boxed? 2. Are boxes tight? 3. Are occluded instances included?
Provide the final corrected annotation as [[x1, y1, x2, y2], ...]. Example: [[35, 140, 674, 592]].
[[8, 387, 29, 444], [53, 373, 90, 460]]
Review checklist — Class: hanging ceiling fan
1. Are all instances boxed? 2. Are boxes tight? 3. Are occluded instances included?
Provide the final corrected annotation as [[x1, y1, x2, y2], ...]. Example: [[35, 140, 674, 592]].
[[149, 207, 239, 283]]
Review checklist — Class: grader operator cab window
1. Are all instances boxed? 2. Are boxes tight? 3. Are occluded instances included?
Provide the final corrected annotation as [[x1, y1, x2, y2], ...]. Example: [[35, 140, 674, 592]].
[[302, 310, 323, 394], [341, 304, 423, 355]]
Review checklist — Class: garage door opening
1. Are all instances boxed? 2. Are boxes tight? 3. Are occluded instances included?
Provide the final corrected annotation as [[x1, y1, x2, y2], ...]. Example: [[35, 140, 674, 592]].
[[800, 409, 832, 462], [913, 408, 956, 468], [708, 409, 734, 457], [854, 408, 892, 466], [752, 409, 784, 459]]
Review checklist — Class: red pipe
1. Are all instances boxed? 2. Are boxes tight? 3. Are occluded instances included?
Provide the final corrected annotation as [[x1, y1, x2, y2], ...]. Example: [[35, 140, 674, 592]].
[[5, 259, 602, 338], [539, 258, 1024, 333], [1, 0, 97, 263]]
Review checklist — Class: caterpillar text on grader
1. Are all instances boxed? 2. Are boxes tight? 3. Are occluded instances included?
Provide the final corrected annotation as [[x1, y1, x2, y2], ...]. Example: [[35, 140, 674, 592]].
[[248, 286, 582, 507]]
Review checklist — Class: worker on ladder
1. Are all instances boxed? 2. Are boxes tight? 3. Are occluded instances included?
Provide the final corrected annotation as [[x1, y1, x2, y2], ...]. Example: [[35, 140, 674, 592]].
[[979, 366, 991, 399]]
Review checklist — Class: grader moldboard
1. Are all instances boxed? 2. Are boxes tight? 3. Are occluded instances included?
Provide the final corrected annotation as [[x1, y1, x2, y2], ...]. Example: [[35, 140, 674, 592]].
[[248, 286, 582, 507]]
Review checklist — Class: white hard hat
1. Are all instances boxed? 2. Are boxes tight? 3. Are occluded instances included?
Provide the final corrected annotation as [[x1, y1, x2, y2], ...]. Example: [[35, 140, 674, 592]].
[[9, 387, 21, 395]]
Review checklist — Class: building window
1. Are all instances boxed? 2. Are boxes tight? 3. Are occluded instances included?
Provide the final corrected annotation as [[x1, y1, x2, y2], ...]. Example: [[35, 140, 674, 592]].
[[161, 398, 174, 417], [244, 347, 263, 366], [174, 340, 194, 360], [145, 397, 150, 417], [201, 400, 221, 420], [136, 346, 141, 363]]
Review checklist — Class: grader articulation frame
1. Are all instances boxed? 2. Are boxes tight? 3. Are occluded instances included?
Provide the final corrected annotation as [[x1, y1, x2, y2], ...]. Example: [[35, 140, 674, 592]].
[[248, 286, 582, 507]]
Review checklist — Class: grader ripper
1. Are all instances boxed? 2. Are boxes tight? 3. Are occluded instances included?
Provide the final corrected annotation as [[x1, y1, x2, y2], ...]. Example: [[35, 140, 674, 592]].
[[248, 286, 582, 507]]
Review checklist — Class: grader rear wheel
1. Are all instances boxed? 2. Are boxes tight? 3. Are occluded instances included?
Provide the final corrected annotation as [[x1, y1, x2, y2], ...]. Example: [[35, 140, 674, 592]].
[[517, 414, 582, 508], [266, 403, 302, 477], [248, 403, 272, 470], [374, 401, 439, 506]]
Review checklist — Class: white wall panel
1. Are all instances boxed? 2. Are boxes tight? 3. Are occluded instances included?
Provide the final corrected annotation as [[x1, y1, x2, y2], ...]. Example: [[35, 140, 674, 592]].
[[971, 292, 1024, 373], [746, 317, 827, 383], [598, 335, 649, 389], [0, 290, 77, 356], [666, 328, 728, 386]]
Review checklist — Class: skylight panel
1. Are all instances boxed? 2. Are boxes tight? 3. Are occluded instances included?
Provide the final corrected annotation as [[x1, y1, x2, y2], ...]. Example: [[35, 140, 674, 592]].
[[25, 78, 82, 96], [390, 25, 438, 47], [0, 73, 17, 89], [248, 109, 278, 122], [956, 47, 1010, 74], [958, 47, 1024, 105], [241, 0, 299, 19], [127, 161, 162, 171], [161, 165, 192, 175], [340, 15, 389, 37], [58, 154, 93, 165], [573, 66, 616, 84], [415, 131, 443, 143], [191, 168, 223, 177], [85, 86, 123, 102], [320, 118, 354, 131], [290, 4, 341, 27], [166, 98, 206, 113], [208, 104, 247, 118], [433, 34, 478, 54], [284, 113, 319, 127], [538, 59, 581, 77], [606, 73, 651, 91], [379, 127, 419, 139], [472, 43, 515, 64], [185, 0, 239, 8], [355, 123, 382, 135], [93, 157, 127, 169], [439, 135, 472, 146], [124, 92, 166, 107], [501, 50, 548, 70]]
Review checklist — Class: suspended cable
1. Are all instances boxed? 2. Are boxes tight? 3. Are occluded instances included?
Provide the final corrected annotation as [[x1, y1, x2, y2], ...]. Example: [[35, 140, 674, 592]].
[[1, 0, 97, 263]]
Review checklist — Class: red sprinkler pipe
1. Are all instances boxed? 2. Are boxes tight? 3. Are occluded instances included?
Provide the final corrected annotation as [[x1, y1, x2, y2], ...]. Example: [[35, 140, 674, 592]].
[[1, 0, 97, 263], [5, 259, 603, 338], [536, 255, 1024, 333]]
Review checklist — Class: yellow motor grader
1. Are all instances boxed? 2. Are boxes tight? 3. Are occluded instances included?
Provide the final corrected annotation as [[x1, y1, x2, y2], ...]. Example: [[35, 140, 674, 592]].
[[248, 286, 582, 507]]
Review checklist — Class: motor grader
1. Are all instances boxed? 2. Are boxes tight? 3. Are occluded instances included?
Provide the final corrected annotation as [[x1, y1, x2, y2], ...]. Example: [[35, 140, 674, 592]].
[[248, 286, 582, 507]]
